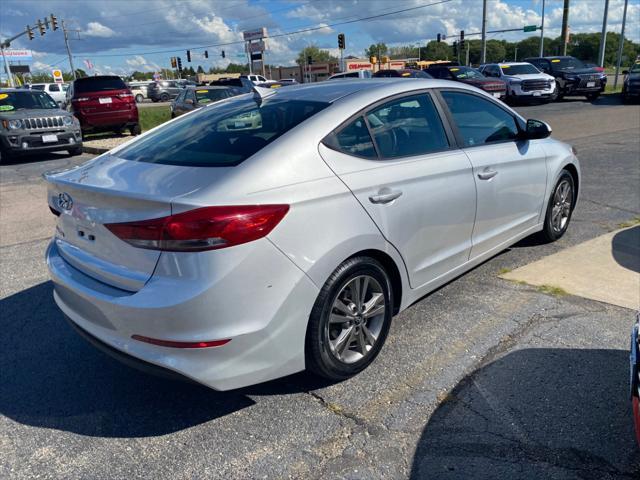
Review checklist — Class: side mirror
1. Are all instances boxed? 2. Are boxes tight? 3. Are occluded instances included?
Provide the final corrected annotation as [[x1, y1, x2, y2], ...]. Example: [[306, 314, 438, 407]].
[[622, 70, 629, 74], [524, 119, 552, 140]]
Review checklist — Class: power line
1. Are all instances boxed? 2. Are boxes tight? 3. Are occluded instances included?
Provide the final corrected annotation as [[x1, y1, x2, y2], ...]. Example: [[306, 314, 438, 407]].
[[82, 0, 454, 58]]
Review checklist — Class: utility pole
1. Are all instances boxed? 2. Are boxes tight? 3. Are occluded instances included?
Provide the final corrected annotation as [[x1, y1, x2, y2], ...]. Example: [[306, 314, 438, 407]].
[[561, 0, 570, 56], [598, 0, 610, 68], [514, 45, 518, 61], [481, 0, 487, 64], [614, 0, 629, 89], [1, 46, 13, 87], [62, 20, 76, 80], [539, 0, 546, 56]]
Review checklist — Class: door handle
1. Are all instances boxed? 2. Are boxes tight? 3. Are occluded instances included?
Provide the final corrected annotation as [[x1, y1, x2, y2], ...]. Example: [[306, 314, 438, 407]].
[[369, 189, 403, 204], [477, 170, 498, 180]]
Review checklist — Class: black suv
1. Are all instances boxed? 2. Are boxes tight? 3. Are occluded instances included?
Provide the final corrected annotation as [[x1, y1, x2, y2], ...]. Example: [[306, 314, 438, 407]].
[[523, 56, 606, 100]]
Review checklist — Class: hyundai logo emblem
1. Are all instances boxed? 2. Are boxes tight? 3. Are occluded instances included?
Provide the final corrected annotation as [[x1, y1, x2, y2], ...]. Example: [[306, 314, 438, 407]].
[[58, 192, 73, 211]]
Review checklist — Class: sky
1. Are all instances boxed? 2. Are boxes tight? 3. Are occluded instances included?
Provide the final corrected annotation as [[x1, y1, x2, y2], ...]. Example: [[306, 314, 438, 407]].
[[1, 0, 638, 76]]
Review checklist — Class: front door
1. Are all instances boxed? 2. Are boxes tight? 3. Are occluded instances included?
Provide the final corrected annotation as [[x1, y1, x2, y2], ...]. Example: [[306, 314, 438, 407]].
[[439, 90, 548, 258], [319, 92, 477, 289]]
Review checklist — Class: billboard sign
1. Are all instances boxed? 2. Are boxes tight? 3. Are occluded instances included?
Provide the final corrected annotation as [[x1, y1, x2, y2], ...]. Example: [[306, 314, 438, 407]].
[[243, 28, 267, 41], [247, 41, 266, 53], [347, 61, 373, 71]]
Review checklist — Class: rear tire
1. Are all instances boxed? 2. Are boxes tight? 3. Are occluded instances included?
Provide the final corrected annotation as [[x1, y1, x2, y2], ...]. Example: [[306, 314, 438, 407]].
[[135, 94, 144, 103], [130, 124, 141, 136], [160, 93, 169, 102], [306, 256, 393, 381], [540, 170, 575, 243]]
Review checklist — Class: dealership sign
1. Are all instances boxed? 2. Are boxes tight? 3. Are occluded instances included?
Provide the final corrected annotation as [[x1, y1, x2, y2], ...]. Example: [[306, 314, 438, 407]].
[[247, 41, 266, 53], [347, 62, 373, 71], [243, 28, 267, 41], [3, 49, 33, 60]]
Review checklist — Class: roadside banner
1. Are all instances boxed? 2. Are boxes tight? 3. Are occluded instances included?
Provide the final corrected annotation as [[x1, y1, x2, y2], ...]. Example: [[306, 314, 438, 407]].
[[3, 49, 32, 60]]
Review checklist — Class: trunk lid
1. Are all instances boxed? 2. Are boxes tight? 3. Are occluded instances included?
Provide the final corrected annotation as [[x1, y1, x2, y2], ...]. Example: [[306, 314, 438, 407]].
[[73, 88, 134, 115], [46, 154, 233, 291]]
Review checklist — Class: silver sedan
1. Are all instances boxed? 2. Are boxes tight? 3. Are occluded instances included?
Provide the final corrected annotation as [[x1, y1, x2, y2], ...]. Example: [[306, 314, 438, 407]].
[[45, 79, 579, 390]]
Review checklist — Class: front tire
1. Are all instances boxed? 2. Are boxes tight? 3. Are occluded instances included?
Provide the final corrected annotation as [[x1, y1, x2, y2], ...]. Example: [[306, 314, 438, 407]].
[[160, 93, 169, 102], [540, 170, 575, 243], [135, 94, 144, 103], [306, 256, 393, 381]]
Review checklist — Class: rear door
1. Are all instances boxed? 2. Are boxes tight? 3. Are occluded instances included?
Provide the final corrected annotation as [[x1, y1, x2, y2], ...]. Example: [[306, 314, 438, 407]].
[[319, 92, 476, 289], [438, 89, 548, 258]]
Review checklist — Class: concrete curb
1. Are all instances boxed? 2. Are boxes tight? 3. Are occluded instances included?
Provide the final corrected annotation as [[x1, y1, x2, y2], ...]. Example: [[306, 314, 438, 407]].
[[82, 145, 110, 155]]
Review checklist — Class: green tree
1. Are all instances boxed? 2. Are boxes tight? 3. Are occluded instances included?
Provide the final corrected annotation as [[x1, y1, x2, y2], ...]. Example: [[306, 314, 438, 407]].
[[196, 65, 205, 74], [423, 41, 452, 60], [364, 42, 388, 59], [296, 45, 337, 65], [225, 63, 249, 73]]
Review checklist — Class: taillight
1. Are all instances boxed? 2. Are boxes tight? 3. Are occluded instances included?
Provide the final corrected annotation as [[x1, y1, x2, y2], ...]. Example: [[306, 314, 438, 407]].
[[118, 93, 134, 98], [105, 205, 289, 252], [131, 334, 230, 348]]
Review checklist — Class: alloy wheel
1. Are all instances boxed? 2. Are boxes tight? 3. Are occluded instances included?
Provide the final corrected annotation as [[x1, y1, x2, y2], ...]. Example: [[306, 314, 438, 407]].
[[326, 275, 386, 364], [551, 179, 572, 233]]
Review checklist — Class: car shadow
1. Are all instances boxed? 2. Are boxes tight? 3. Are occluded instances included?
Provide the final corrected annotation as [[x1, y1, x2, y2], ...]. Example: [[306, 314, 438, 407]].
[[410, 348, 640, 479], [612, 225, 640, 274], [0, 151, 75, 166], [0, 281, 332, 438]]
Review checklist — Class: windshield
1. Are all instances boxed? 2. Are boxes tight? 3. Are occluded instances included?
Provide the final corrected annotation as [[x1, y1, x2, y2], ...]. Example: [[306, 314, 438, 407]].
[[550, 57, 585, 70], [450, 67, 485, 79], [630, 62, 640, 73], [74, 76, 127, 93], [0, 91, 58, 111], [500, 64, 540, 75], [195, 88, 234, 104], [117, 96, 330, 167]]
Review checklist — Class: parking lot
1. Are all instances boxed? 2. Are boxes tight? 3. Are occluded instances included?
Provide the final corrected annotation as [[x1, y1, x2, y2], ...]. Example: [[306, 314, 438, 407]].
[[1, 96, 639, 479]]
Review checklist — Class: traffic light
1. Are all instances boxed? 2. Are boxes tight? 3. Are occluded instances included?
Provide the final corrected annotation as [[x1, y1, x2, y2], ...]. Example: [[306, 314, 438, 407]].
[[50, 14, 58, 31], [177, 57, 182, 71], [27, 26, 34, 40], [338, 33, 345, 50], [204, 50, 208, 59], [307, 55, 313, 65], [186, 50, 191, 62], [437, 33, 441, 43], [221, 50, 225, 59], [460, 30, 465, 50], [453, 41, 458, 56], [37, 19, 45, 36], [171, 57, 177, 68]]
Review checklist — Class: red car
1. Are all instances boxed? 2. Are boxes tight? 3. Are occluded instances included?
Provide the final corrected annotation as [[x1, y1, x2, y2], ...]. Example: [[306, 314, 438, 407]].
[[427, 65, 507, 99], [66, 75, 140, 135]]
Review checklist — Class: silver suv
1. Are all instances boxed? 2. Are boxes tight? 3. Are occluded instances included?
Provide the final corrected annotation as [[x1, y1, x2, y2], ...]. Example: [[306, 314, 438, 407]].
[[147, 80, 183, 102], [0, 89, 82, 161], [479, 62, 556, 103]]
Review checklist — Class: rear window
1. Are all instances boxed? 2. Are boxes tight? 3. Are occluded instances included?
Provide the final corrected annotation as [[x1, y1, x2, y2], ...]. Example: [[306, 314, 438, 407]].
[[74, 76, 127, 93], [116, 96, 330, 167]]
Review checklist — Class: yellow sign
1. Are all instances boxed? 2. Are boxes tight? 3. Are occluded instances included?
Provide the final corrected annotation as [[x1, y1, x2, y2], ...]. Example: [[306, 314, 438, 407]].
[[450, 68, 460, 71], [0, 93, 8, 100], [196, 90, 208, 93], [402, 72, 411, 77], [500, 64, 510, 68], [551, 59, 561, 63], [52, 69, 64, 83]]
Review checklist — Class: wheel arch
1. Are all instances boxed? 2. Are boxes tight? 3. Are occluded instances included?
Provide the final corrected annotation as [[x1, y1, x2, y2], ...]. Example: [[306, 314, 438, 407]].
[[563, 162, 579, 204]]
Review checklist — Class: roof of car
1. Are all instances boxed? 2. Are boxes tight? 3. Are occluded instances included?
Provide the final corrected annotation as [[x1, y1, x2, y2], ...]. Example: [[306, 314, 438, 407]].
[[249, 78, 479, 104]]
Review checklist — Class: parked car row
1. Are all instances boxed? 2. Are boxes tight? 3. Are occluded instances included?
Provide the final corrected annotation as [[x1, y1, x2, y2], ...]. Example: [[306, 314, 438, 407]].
[[328, 56, 615, 105]]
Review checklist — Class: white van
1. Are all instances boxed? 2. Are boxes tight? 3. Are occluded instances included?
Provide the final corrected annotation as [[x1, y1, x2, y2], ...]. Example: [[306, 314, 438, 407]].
[[327, 70, 372, 80]]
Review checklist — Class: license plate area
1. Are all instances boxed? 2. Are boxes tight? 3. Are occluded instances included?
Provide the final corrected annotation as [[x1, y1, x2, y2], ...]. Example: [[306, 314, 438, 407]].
[[42, 134, 58, 143], [99, 97, 113, 104], [533, 91, 542, 96], [492, 92, 501, 98], [586, 81, 596, 88]]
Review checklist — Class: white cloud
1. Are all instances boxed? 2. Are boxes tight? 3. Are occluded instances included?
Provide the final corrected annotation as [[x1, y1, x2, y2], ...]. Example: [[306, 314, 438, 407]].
[[84, 22, 116, 38], [125, 55, 161, 72], [32, 61, 53, 72]]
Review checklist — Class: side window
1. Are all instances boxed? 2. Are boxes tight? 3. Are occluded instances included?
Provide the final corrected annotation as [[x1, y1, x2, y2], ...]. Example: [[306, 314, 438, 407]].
[[49, 84, 60, 92], [365, 94, 449, 158], [175, 90, 186, 103], [441, 91, 519, 147], [186, 90, 196, 102], [324, 116, 377, 159]]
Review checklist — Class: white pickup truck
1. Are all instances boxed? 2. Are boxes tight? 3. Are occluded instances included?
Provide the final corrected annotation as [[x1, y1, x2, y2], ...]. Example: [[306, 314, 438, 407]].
[[29, 83, 69, 106], [479, 62, 556, 103]]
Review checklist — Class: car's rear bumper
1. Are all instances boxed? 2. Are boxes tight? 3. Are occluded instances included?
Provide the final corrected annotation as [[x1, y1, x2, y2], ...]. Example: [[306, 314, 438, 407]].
[[46, 238, 319, 391], [75, 108, 139, 129]]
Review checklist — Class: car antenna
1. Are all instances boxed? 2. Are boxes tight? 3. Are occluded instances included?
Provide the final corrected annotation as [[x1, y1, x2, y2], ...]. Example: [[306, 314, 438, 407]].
[[252, 85, 276, 106]]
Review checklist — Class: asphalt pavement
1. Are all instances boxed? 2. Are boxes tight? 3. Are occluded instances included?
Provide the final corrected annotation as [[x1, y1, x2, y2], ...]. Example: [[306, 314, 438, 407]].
[[1, 96, 639, 479]]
